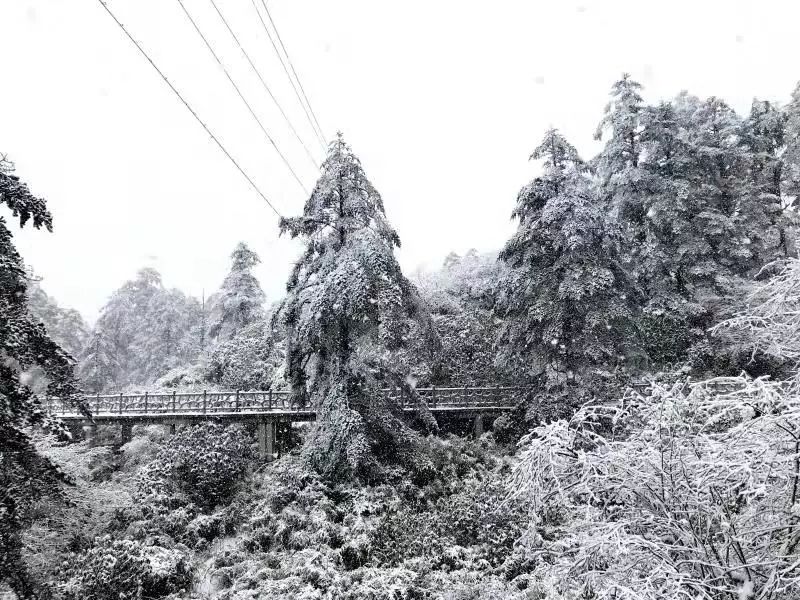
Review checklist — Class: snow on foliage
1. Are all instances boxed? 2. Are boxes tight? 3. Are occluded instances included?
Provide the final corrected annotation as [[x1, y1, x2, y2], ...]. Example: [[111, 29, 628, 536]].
[[82, 267, 204, 390], [208, 242, 267, 343], [276, 133, 438, 481], [0, 154, 86, 597], [497, 128, 639, 386], [510, 257, 800, 599], [511, 376, 800, 599]]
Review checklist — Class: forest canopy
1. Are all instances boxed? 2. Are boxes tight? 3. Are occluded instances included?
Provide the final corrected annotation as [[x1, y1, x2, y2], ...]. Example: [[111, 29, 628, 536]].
[[4, 74, 800, 599]]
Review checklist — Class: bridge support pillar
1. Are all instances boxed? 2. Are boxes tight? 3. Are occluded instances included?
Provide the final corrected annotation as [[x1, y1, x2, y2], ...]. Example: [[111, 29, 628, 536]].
[[167, 423, 176, 435], [121, 422, 133, 445], [258, 420, 276, 461], [67, 421, 83, 442], [473, 414, 484, 438], [82, 421, 97, 443]]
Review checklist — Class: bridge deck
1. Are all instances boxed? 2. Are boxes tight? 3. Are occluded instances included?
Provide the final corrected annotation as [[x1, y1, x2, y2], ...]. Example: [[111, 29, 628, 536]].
[[45, 386, 531, 422]]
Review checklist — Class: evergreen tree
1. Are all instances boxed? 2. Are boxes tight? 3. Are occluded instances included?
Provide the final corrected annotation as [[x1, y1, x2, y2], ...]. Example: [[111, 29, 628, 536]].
[[27, 277, 90, 358], [0, 155, 85, 597], [208, 316, 285, 390], [497, 129, 639, 385], [740, 98, 794, 259], [208, 242, 266, 342], [77, 328, 119, 393], [89, 268, 203, 387], [784, 81, 800, 205], [276, 134, 437, 481], [594, 74, 646, 233], [593, 78, 798, 367]]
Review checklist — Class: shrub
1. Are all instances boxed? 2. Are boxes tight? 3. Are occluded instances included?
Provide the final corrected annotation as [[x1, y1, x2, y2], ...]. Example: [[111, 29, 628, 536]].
[[60, 537, 191, 600], [139, 422, 252, 509], [510, 376, 800, 599]]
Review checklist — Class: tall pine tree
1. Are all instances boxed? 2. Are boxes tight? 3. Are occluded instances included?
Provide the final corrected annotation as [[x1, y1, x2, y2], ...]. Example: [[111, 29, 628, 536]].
[[497, 129, 639, 387], [276, 134, 437, 481], [208, 242, 266, 342]]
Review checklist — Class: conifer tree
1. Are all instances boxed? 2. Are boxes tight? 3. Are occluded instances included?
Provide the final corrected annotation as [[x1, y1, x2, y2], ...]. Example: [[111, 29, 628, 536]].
[[276, 134, 437, 481], [27, 278, 89, 358], [0, 155, 85, 597], [741, 98, 793, 260], [78, 328, 119, 393], [594, 74, 646, 232], [208, 242, 266, 342], [497, 129, 639, 386], [783, 81, 800, 215], [88, 268, 204, 386]]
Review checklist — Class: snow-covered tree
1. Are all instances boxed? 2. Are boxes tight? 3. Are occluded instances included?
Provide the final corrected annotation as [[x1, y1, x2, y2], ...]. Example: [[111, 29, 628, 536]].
[[511, 258, 800, 599], [77, 328, 120, 393], [594, 74, 646, 228], [208, 242, 266, 342], [87, 268, 204, 387], [276, 133, 437, 481], [26, 278, 89, 358], [93, 267, 162, 378], [0, 154, 85, 597], [409, 250, 509, 386], [784, 81, 800, 205], [497, 129, 640, 386], [593, 79, 798, 368], [208, 316, 285, 390]]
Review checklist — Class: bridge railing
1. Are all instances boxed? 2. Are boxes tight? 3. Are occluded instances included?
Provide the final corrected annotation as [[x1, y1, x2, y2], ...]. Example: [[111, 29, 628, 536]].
[[44, 378, 767, 419], [45, 385, 533, 418]]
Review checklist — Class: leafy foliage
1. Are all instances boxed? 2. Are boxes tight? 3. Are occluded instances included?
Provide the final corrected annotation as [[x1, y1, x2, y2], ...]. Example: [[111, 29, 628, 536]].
[[60, 536, 191, 600], [509, 259, 800, 599], [208, 317, 285, 390], [138, 422, 252, 510], [0, 154, 85, 597], [83, 268, 204, 389]]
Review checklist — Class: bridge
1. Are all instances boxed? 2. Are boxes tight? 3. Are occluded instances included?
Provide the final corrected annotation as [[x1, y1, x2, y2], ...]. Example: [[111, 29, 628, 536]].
[[46, 386, 530, 459]]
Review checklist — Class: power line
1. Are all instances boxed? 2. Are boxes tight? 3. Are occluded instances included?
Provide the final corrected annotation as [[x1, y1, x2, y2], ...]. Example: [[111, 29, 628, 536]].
[[249, 0, 322, 150], [95, 0, 283, 218], [252, 0, 327, 149], [211, 0, 319, 169], [208, 0, 320, 170], [175, 0, 309, 195]]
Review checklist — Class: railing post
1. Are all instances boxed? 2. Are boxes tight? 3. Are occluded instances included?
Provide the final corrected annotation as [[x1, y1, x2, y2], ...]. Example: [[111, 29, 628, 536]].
[[235, 390, 240, 412], [119, 393, 123, 414], [268, 389, 273, 410], [95, 393, 100, 415], [431, 386, 436, 408], [172, 390, 176, 413], [144, 391, 148, 414], [495, 385, 500, 406], [464, 385, 468, 406], [203, 390, 207, 414]]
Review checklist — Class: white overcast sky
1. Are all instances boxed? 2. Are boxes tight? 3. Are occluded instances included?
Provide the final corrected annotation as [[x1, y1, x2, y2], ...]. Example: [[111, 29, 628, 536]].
[[2, 0, 799, 322]]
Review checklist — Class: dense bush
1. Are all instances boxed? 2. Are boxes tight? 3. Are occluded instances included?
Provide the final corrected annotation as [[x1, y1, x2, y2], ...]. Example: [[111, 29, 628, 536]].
[[60, 537, 191, 600], [511, 376, 800, 599], [137, 422, 252, 510], [207, 317, 285, 391]]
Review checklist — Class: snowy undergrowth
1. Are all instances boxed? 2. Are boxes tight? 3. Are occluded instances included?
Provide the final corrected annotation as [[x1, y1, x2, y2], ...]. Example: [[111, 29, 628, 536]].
[[194, 434, 529, 600]]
